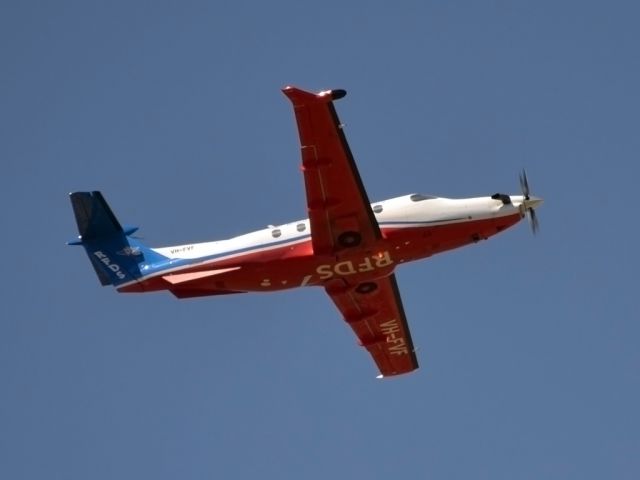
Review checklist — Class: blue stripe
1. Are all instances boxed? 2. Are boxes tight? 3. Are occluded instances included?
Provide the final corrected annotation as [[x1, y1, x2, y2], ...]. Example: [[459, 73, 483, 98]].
[[139, 233, 313, 280]]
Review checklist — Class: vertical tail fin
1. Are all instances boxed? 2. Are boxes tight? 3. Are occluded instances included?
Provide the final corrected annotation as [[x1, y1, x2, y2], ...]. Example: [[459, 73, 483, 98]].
[[68, 192, 166, 286]]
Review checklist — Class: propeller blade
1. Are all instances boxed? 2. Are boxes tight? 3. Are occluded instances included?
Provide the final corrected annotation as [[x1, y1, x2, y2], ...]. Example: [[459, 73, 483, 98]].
[[529, 208, 540, 235], [517, 169, 541, 235], [519, 169, 530, 199]]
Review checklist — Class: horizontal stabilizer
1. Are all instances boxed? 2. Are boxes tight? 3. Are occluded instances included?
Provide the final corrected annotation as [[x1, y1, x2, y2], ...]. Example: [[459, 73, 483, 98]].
[[169, 288, 243, 299], [162, 267, 241, 285]]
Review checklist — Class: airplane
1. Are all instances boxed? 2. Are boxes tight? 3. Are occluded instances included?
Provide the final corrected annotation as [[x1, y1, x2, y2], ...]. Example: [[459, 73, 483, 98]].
[[68, 86, 543, 378]]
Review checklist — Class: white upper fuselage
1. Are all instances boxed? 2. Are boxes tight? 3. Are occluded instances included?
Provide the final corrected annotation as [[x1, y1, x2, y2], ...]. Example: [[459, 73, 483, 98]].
[[152, 193, 532, 262]]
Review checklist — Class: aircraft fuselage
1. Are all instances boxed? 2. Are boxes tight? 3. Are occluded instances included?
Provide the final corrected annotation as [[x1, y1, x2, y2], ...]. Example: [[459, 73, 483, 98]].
[[118, 194, 526, 297]]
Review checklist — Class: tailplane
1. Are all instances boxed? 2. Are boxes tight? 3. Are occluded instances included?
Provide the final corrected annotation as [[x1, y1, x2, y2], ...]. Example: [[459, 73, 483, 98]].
[[68, 192, 166, 286]]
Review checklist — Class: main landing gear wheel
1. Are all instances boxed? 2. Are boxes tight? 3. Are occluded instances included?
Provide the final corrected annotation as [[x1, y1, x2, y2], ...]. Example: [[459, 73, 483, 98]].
[[355, 282, 378, 294], [337, 231, 362, 248]]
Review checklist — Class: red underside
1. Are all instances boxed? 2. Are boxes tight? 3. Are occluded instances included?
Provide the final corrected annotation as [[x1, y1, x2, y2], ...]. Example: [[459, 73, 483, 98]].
[[119, 214, 521, 297]]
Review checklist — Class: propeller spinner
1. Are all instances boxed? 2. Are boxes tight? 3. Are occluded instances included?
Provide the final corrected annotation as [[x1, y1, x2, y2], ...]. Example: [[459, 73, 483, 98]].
[[519, 169, 542, 234]]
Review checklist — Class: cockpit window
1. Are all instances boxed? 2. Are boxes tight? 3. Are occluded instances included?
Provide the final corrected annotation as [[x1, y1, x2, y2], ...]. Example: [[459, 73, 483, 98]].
[[410, 193, 437, 202]]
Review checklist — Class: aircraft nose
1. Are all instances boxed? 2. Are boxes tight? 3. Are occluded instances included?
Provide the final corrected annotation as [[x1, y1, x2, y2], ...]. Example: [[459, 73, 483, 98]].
[[524, 196, 543, 210]]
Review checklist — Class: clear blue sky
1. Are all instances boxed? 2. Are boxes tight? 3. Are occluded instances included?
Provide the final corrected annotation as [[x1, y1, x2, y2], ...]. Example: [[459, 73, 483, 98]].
[[2, 1, 638, 478]]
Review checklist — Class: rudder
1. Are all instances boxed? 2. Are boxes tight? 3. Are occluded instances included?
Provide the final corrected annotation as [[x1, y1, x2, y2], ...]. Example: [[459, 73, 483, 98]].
[[70, 191, 124, 240]]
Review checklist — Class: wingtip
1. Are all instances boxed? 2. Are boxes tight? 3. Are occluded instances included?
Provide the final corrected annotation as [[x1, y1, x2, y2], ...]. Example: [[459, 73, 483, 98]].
[[329, 89, 347, 100], [67, 236, 83, 246], [282, 86, 347, 102]]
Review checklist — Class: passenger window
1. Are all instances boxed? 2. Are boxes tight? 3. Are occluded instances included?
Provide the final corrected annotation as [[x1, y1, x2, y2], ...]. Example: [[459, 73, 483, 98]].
[[271, 229, 281, 238], [373, 205, 383, 214], [296, 223, 306, 232]]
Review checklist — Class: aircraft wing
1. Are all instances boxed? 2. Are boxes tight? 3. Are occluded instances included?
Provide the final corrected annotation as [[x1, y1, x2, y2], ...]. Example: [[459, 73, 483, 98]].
[[325, 274, 419, 377], [283, 86, 417, 376], [282, 87, 382, 255]]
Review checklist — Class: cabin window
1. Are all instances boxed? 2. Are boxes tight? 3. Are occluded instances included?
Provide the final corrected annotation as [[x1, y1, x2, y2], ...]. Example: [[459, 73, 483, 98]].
[[271, 229, 281, 238], [296, 223, 306, 232], [410, 193, 437, 202], [373, 205, 383, 214]]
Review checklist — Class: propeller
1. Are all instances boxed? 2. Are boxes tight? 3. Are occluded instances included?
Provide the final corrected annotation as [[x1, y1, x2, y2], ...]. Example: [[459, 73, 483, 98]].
[[519, 169, 541, 235]]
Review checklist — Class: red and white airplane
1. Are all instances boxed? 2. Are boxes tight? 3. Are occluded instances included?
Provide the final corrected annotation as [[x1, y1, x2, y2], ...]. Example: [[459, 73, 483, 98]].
[[69, 86, 543, 377]]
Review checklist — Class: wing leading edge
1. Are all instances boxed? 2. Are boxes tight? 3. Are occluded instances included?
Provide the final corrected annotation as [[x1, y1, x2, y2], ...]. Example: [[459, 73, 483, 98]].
[[283, 86, 419, 377]]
